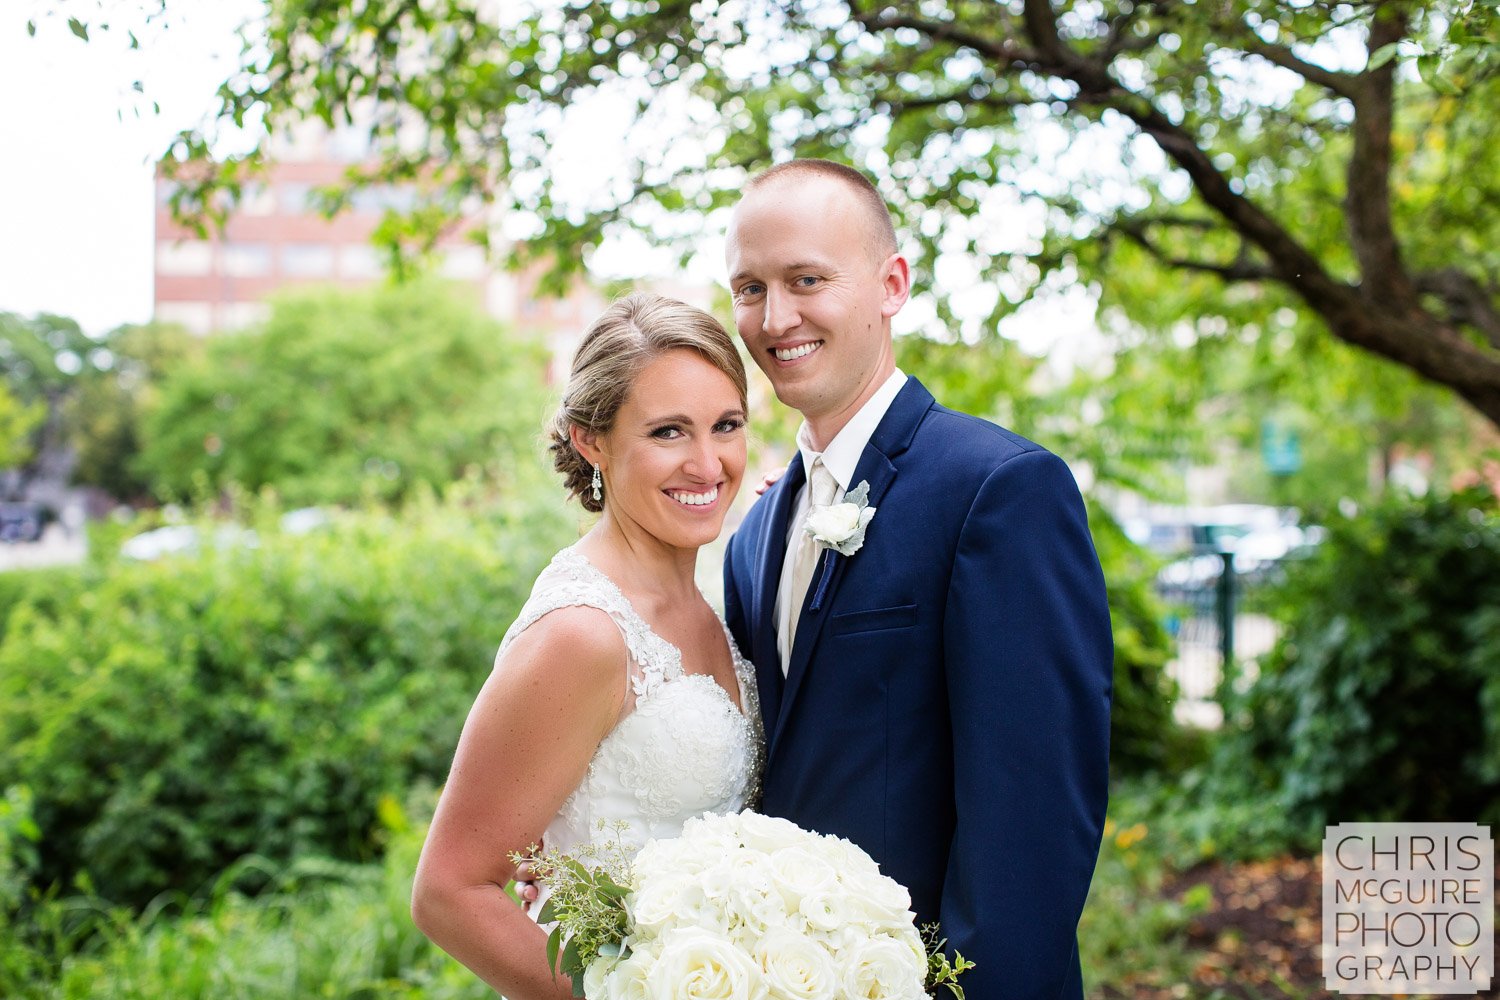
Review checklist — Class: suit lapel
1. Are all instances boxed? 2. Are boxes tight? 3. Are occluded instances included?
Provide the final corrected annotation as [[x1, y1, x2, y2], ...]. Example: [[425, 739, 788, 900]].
[[753, 453, 804, 744], [771, 378, 934, 755]]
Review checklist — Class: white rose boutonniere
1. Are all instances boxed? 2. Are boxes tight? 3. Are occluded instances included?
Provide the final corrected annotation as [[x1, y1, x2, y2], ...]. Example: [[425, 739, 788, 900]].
[[803, 480, 876, 557]]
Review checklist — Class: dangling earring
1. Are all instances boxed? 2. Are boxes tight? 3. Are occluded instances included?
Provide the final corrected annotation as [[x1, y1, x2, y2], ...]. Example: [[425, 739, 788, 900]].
[[591, 464, 603, 502]]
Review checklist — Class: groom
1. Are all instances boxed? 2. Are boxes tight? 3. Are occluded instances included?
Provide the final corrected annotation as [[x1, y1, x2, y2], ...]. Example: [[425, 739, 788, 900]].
[[721, 160, 1113, 1000]]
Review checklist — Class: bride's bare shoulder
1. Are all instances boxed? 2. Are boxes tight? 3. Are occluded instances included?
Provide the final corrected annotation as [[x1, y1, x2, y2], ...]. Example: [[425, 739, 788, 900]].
[[495, 604, 627, 689]]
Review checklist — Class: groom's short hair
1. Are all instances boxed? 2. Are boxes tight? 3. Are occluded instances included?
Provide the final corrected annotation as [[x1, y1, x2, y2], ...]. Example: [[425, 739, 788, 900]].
[[744, 160, 898, 259]]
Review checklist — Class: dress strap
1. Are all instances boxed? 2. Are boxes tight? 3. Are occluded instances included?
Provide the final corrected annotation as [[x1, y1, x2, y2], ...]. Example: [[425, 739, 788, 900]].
[[496, 547, 682, 700]]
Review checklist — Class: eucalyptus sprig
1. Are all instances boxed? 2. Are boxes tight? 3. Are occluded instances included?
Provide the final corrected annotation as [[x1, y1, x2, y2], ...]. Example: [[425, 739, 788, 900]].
[[921, 923, 977, 1000], [509, 821, 636, 997]]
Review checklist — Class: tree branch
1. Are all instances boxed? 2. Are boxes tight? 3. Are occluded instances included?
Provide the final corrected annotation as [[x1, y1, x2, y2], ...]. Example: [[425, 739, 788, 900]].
[[881, 90, 1056, 116], [1345, 5, 1418, 311], [848, 4, 1040, 67], [1242, 39, 1360, 100], [1114, 220, 1278, 282], [1004, 0, 1354, 311], [1415, 268, 1500, 350]]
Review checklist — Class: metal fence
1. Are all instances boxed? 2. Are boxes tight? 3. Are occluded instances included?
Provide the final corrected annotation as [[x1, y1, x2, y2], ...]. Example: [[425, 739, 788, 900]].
[[1157, 552, 1282, 729]]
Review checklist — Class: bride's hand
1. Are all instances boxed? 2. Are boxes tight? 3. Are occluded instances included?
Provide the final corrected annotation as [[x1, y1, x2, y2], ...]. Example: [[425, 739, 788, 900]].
[[513, 850, 542, 910]]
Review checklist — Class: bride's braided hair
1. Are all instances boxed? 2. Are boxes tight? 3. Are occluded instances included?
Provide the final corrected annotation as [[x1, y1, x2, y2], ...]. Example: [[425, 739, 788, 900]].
[[548, 293, 747, 513]]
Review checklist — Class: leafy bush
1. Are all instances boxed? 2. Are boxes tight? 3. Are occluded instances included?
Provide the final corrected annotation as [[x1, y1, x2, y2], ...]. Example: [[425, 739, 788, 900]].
[[0, 484, 575, 907], [136, 280, 553, 506], [1196, 487, 1500, 854], [1087, 502, 1195, 775], [0, 794, 494, 1000]]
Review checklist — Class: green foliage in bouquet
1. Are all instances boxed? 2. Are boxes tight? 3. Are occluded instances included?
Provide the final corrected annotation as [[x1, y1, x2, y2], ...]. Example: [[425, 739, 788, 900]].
[[529, 813, 973, 1000], [519, 829, 636, 996], [1195, 487, 1500, 854], [920, 924, 975, 1000], [0, 483, 574, 907]]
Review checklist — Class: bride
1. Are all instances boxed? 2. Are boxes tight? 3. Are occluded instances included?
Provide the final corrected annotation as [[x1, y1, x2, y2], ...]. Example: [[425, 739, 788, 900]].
[[411, 293, 764, 998]]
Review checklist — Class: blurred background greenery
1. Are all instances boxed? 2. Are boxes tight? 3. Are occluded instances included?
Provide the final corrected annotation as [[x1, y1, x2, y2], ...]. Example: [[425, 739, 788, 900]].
[[5, 0, 1500, 997]]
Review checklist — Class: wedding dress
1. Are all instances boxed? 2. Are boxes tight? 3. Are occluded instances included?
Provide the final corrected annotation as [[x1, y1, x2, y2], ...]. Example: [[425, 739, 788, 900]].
[[495, 544, 764, 900]]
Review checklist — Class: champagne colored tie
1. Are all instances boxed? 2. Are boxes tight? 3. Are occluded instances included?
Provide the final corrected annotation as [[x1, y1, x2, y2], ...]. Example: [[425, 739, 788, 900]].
[[786, 460, 839, 666]]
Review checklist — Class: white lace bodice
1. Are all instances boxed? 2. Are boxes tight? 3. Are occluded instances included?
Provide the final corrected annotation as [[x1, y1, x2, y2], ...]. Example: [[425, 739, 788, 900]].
[[496, 546, 764, 876]]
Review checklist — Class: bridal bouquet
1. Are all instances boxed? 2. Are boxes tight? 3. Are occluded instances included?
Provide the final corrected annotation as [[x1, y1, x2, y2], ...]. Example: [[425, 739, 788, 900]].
[[526, 811, 971, 1000]]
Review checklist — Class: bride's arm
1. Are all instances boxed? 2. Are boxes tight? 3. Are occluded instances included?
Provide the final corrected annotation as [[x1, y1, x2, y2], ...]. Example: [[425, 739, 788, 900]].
[[411, 606, 627, 1000]]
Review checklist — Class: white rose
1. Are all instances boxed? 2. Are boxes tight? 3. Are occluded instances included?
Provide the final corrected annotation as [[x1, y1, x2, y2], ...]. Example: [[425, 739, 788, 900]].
[[731, 812, 808, 853], [646, 927, 767, 1000], [679, 815, 746, 856], [838, 868, 912, 920], [630, 874, 712, 936], [701, 848, 772, 896], [767, 847, 838, 909], [583, 955, 617, 1000], [840, 937, 928, 1000], [637, 837, 718, 881], [603, 947, 656, 1000], [797, 890, 862, 933], [805, 502, 862, 543], [724, 877, 793, 936], [753, 929, 838, 1000], [815, 837, 882, 879]]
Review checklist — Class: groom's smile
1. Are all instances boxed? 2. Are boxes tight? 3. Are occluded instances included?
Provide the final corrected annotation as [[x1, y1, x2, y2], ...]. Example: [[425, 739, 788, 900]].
[[772, 340, 824, 363]]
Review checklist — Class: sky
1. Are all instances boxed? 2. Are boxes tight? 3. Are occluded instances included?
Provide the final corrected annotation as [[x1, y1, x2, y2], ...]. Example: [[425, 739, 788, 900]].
[[0, 2, 262, 334], [0, 1, 1104, 366]]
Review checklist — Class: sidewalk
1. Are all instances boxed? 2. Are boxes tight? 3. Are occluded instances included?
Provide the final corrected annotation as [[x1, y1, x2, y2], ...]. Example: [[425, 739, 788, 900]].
[[0, 524, 87, 572]]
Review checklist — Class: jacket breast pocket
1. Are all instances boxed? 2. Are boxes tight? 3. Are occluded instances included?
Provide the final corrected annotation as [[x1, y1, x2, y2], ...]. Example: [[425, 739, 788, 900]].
[[829, 603, 919, 636]]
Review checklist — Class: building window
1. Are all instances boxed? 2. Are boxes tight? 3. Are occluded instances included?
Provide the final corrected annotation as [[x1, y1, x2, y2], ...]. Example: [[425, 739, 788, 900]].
[[223, 243, 272, 277], [241, 183, 276, 216], [282, 244, 335, 277], [279, 183, 312, 213], [155, 302, 215, 334], [221, 302, 271, 330], [441, 246, 486, 280], [157, 239, 214, 276], [338, 245, 383, 279]]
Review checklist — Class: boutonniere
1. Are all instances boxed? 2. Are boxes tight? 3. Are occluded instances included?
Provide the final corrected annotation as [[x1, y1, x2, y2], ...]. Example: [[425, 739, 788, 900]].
[[804, 480, 876, 557]]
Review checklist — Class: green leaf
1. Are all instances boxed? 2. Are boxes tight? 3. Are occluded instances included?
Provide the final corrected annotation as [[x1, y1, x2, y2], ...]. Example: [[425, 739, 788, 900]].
[[545, 927, 561, 975], [561, 936, 583, 977], [26, 19, 35, 37], [596, 879, 631, 899], [67, 17, 88, 41], [1366, 42, 1400, 71], [537, 898, 558, 926]]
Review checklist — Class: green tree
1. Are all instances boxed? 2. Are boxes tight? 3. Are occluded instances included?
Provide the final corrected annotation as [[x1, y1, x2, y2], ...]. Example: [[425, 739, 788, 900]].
[[104, 0, 1500, 430], [0, 384, 42, 471], [65, 321, 203, 502], [1197, 487, 1500, 853], [0, 312, 113, 490], [136, 280, 554, 505]]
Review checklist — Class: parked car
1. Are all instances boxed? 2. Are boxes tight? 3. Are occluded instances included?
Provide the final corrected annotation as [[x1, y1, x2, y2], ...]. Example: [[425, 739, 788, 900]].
[[0, 502, 51, 543], [120, 507, 333, 561]]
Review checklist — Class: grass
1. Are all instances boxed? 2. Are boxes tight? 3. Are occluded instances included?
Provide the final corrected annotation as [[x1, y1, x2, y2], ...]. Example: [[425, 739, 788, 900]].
[[1, 811, 491, 1000], [1080, 788, 1219, 998], [3, 780, 1329, 1000]]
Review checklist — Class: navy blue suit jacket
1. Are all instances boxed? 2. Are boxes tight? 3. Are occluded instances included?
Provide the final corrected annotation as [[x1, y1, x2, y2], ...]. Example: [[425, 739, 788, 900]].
[[723, 378, 1113, 1000]]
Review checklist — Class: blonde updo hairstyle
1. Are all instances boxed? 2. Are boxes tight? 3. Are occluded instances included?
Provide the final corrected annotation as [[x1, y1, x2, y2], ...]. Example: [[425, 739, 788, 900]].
[[549, 293, 748, 513]]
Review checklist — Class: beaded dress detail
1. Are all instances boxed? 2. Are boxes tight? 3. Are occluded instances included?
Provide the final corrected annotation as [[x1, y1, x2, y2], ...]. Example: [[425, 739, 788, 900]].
[[497, 546, 764, 877]]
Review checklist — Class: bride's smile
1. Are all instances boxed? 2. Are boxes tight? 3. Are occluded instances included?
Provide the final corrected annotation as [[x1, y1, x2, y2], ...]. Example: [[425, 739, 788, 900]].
[[580, 346, 747, 552]]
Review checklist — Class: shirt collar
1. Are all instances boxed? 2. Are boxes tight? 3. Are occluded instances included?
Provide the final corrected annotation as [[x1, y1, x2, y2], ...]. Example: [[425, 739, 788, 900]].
[[796, 368, 908, 492]]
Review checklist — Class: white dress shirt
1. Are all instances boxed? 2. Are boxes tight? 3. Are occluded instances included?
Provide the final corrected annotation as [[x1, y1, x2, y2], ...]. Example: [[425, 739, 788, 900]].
[[775, 368, 909, 672]]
